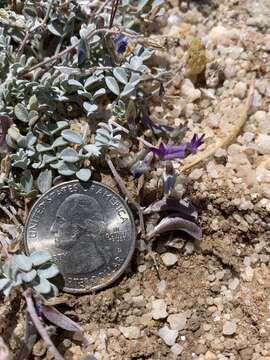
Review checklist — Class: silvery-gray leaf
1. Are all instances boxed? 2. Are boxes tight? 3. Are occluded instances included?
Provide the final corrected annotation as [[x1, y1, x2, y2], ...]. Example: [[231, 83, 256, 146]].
[[41, 304, 82, 332], [14, 104, 29, 123], [113, 68, 128, 84], [37, 264, 59, 279], [36, 143, 52, 153], [96, 128, 111, 140], [52, 137, 68, 148], [143, 198, 198, 220], [83, 102, 98, 114], [49, 160, 64, 169], [162, 162, 176, 197], [21, 169, 33, 194], [8, 127, 22, 142], [57, 162, 77, 176], [130, 56, 143, 69], [28, 94, 38, 110], [148, 214, 202, 240], [76, 168, 91, 181], [37, 169, 52, 193], [105, 76, 120, 96], [84, 75, 99, 89], [25, 133, 37, 147], [34, 277, 51, 294], [67, 79, 84, 90], [30, 250, 52, 266], [60, 148, 80, 163], [21, 269, 37, 282], [83, 144, 101, 156], [50, 283, 59, 297], [121, 83, 135, 97], [62, 130, 83, 145], [0, 278, 10, 291], [14, 254, 32, 271], [48, 22, 62, 37], [93, 88, 106, 100], [129, 71, 141, 83], [43, 154, 57, 164], [28, 110, 39, 126]]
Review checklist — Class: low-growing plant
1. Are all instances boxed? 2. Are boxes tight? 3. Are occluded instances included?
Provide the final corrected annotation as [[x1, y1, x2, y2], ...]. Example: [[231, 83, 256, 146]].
[[0, 0, 205, 358]]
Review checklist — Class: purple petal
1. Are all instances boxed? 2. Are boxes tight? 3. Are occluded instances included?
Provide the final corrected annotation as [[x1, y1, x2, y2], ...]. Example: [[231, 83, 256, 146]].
[[143, 198, 198, 221], [148, 213, 202, 240], [41, 304, 82, 332]]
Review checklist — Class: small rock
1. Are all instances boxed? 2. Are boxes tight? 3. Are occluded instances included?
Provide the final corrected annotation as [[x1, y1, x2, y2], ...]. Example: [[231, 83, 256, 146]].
[[181, 79, 201, 102], [157, 280, 167, 294], [234, 82, 247, 99], [223, 321, 237, 336], [189, 168, 203, 180], [239, 348, 254, 360], [255, 134, 270, 154], [244, 266, 254, 281], [168, 313, 187, 331], [152, 299, 168, 320], [171, 343, 183, 355], [208, 26, 239, 45], [229, 278, 240, 290], [158, 325, 178, 346], [258, 166, 270, 182], [205, 350, 217, 360], [119, 326, 141, 339], [184, 241, 195, 255], [161, 252, 178, 267]]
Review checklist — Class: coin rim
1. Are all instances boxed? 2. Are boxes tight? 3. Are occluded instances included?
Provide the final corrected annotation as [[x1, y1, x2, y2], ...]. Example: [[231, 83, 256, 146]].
[[24, 180, 136, 294]]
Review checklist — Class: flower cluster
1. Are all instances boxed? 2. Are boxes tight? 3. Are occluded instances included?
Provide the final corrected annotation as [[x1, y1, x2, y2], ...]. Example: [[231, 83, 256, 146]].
[[151, 134, 205, 161]]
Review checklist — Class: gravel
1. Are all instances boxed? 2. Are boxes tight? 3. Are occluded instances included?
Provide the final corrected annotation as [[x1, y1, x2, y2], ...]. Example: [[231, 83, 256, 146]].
[[223, 321, 237, 336], [158, 325, 178, 346], [167, 313, 187, 331], [151, 299, 168, 320]]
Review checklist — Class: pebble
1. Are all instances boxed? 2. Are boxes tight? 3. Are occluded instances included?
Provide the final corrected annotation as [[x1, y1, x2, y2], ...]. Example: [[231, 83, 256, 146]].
[[223, 321, 237, 336], [161, 252, 178, 267], [189, 168, 203, 180], [157, 280, 167, 294], [181, 79, 201, 102], [208, 26, 239, 45], [255, 134, 270, 154], [119, 326, 141, 339], [171, 343, 183, 355], [229, 278, 240, 290], [184, 241, 195, 255], [158, 325, 178, 346], [205, 351, 217, 360], [167, 313, 187, 331], [234, 82, 247, 99], [256, 166, 269, 183], [152, 299, 168, 320]]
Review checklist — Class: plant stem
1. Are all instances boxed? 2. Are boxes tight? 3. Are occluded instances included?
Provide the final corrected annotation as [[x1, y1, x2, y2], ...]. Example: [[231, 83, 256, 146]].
[[22, 28, 139, 76], [16, 0, 53, 57], [24, 289, 64, 360], [110, 119, 156, 149], [106, 156, 145, 235]]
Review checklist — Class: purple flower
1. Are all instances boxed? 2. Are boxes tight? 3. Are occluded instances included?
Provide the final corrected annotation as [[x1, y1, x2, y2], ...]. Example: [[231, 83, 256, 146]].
[[114, 35, 129, 54], [151, 134, 204, 161], [186, 134, 205, 154]]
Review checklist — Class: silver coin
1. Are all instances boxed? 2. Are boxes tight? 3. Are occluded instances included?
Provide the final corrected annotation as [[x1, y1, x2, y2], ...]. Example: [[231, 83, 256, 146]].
[[24, 180, 136, 293]]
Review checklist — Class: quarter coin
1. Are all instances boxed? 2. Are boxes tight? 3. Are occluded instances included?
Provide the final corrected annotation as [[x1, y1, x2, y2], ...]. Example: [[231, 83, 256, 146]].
[[24, 180, 136, 293]]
